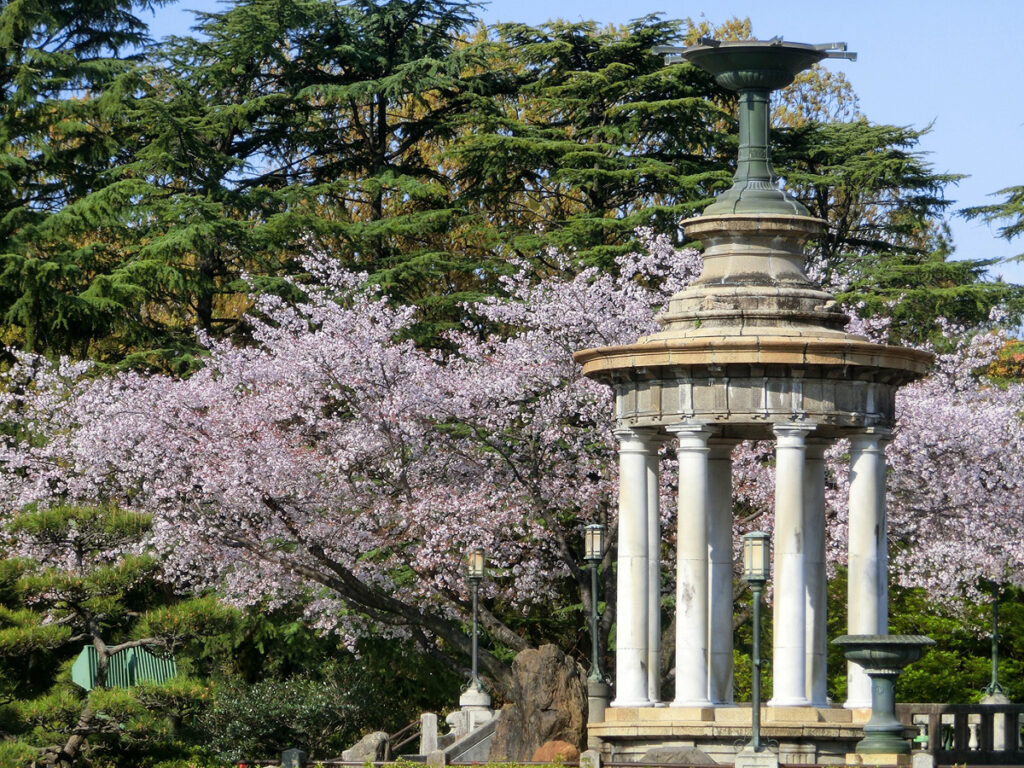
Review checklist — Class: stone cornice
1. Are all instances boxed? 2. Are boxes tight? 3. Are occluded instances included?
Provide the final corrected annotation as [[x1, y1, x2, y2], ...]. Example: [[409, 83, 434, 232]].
[[574, 335, 933, 383]]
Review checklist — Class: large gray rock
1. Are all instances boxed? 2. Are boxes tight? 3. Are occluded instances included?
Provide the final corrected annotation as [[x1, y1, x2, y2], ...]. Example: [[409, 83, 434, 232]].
[[489, 644, 587, 761], [341, 731, 390, 762]]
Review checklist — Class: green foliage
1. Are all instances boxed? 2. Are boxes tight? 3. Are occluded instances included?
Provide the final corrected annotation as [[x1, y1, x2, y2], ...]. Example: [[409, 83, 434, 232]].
[[839, 251, 1022, 345], [771, 120, 1024, 341], [776, 121, 959, 260], [0, 0, 176, 360], [112, 0, 500, 350], [0, 504, 233, 766], [770, 120, 1010, 340], [730, 572, 1024, 706], [963, 185, 1024, 255], [0, 2, 1010, 360], [198, 637, 462, 763], [456, 16, 731, 270], [820, 571, 1024, 704], [199, 674, 356, 761]]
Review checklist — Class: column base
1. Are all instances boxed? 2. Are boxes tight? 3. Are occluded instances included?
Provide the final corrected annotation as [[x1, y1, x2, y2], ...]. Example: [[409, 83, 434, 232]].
[[671, 699, 713, 708], [843, 701, 872, 710], [767, 698, 810, 707], [611, 698, 652, 708]]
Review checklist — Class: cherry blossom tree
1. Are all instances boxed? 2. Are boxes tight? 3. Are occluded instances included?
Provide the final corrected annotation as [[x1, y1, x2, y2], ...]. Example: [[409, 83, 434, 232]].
[[0, 234, 701, 692], [885, 325, 1024, 600], [1, 232, 1021, 696]]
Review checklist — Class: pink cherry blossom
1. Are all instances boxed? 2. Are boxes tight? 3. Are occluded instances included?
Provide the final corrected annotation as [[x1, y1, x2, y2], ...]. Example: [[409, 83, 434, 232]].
[[1, 231, 1018, 668]]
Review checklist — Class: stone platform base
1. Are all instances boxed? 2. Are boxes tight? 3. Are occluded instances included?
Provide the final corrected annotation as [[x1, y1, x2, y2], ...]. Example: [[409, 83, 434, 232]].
[[589, 705, 875, 765], [735, 746, 779, 768], [844, 753, 910, 766]]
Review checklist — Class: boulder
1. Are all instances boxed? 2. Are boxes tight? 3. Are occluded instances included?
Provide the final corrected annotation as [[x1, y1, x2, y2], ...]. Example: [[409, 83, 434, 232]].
[[489, 644, 587, 761], [532, 739, 580, 762], [341, 730, 390, 762]]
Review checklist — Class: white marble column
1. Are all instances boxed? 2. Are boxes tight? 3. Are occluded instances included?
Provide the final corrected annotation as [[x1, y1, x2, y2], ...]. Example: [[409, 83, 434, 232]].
[[646, 443, 663, 703], [669, 423, 714, 707], [612, 427, 658, 707], [804, 439, 828, 706], [845, 428, 892, 709], [770, 422, 816, 707], [708, 439, 736, 705]]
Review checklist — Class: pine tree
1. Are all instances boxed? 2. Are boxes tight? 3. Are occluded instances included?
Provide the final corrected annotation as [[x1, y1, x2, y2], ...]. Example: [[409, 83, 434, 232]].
[[110, 0, 500, 349], [0, 504, 232, 767]]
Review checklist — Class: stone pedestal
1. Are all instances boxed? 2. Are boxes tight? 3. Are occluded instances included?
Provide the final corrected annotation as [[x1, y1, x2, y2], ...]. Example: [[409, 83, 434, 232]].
[[589, 679, 611, 722], [982, 690, 1012, 750], [448, 686, 494, 738], [588, 680, 611, 749], [735, 747, 779, 768], [588, 705, 870, 765], [420, 712, 439, 755]]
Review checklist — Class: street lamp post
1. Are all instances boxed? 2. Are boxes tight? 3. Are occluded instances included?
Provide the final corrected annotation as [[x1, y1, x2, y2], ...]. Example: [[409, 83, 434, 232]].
[[983, 593, 1007, 698], [742, 531, 771, 753], [467, 546, 485, 691], [584, 523, 611, 739], [584, 524, 607, 683]]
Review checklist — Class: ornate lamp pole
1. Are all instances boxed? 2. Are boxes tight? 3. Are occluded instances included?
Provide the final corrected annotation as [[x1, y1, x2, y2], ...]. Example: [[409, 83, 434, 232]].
[[467, 546, 486, 691], [742, 531, 771, 753], [584, 524, 607, 683]]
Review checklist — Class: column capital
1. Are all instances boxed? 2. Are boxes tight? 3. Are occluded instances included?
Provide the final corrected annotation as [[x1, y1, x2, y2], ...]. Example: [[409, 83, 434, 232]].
[[849, 427, 893, 451], [614, 427, 662, 452], [666, 421, 715, 450], [773, 421, 817, 446]]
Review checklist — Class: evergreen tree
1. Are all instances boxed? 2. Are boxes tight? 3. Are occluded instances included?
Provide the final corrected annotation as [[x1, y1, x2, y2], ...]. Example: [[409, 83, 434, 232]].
[[455, 16, 732, 270], [0, 504, 232, 767], [963, 185, 1024, 258], [0, 0, 173, 359], [110, 0, 500, 350], [774, 120, 1023, 342]]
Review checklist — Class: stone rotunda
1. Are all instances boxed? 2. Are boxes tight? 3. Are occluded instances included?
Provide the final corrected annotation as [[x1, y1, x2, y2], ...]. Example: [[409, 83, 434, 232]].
[[574, 39, 933, 764]]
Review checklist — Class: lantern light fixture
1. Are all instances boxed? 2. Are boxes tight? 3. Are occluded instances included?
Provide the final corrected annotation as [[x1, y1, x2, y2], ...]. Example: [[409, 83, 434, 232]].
[[468, 546, 486, 581], [584, 523, 605, 563], [742, 531, 771, 585]]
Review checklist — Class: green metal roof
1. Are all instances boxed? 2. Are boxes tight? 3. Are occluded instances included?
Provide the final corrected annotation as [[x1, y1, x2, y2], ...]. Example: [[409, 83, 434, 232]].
[[71, 645, 177, 691]]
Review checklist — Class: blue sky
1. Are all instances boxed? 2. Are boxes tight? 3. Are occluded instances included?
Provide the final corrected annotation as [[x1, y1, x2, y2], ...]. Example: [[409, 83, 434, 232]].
[[147, 0, 1024, 283]]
